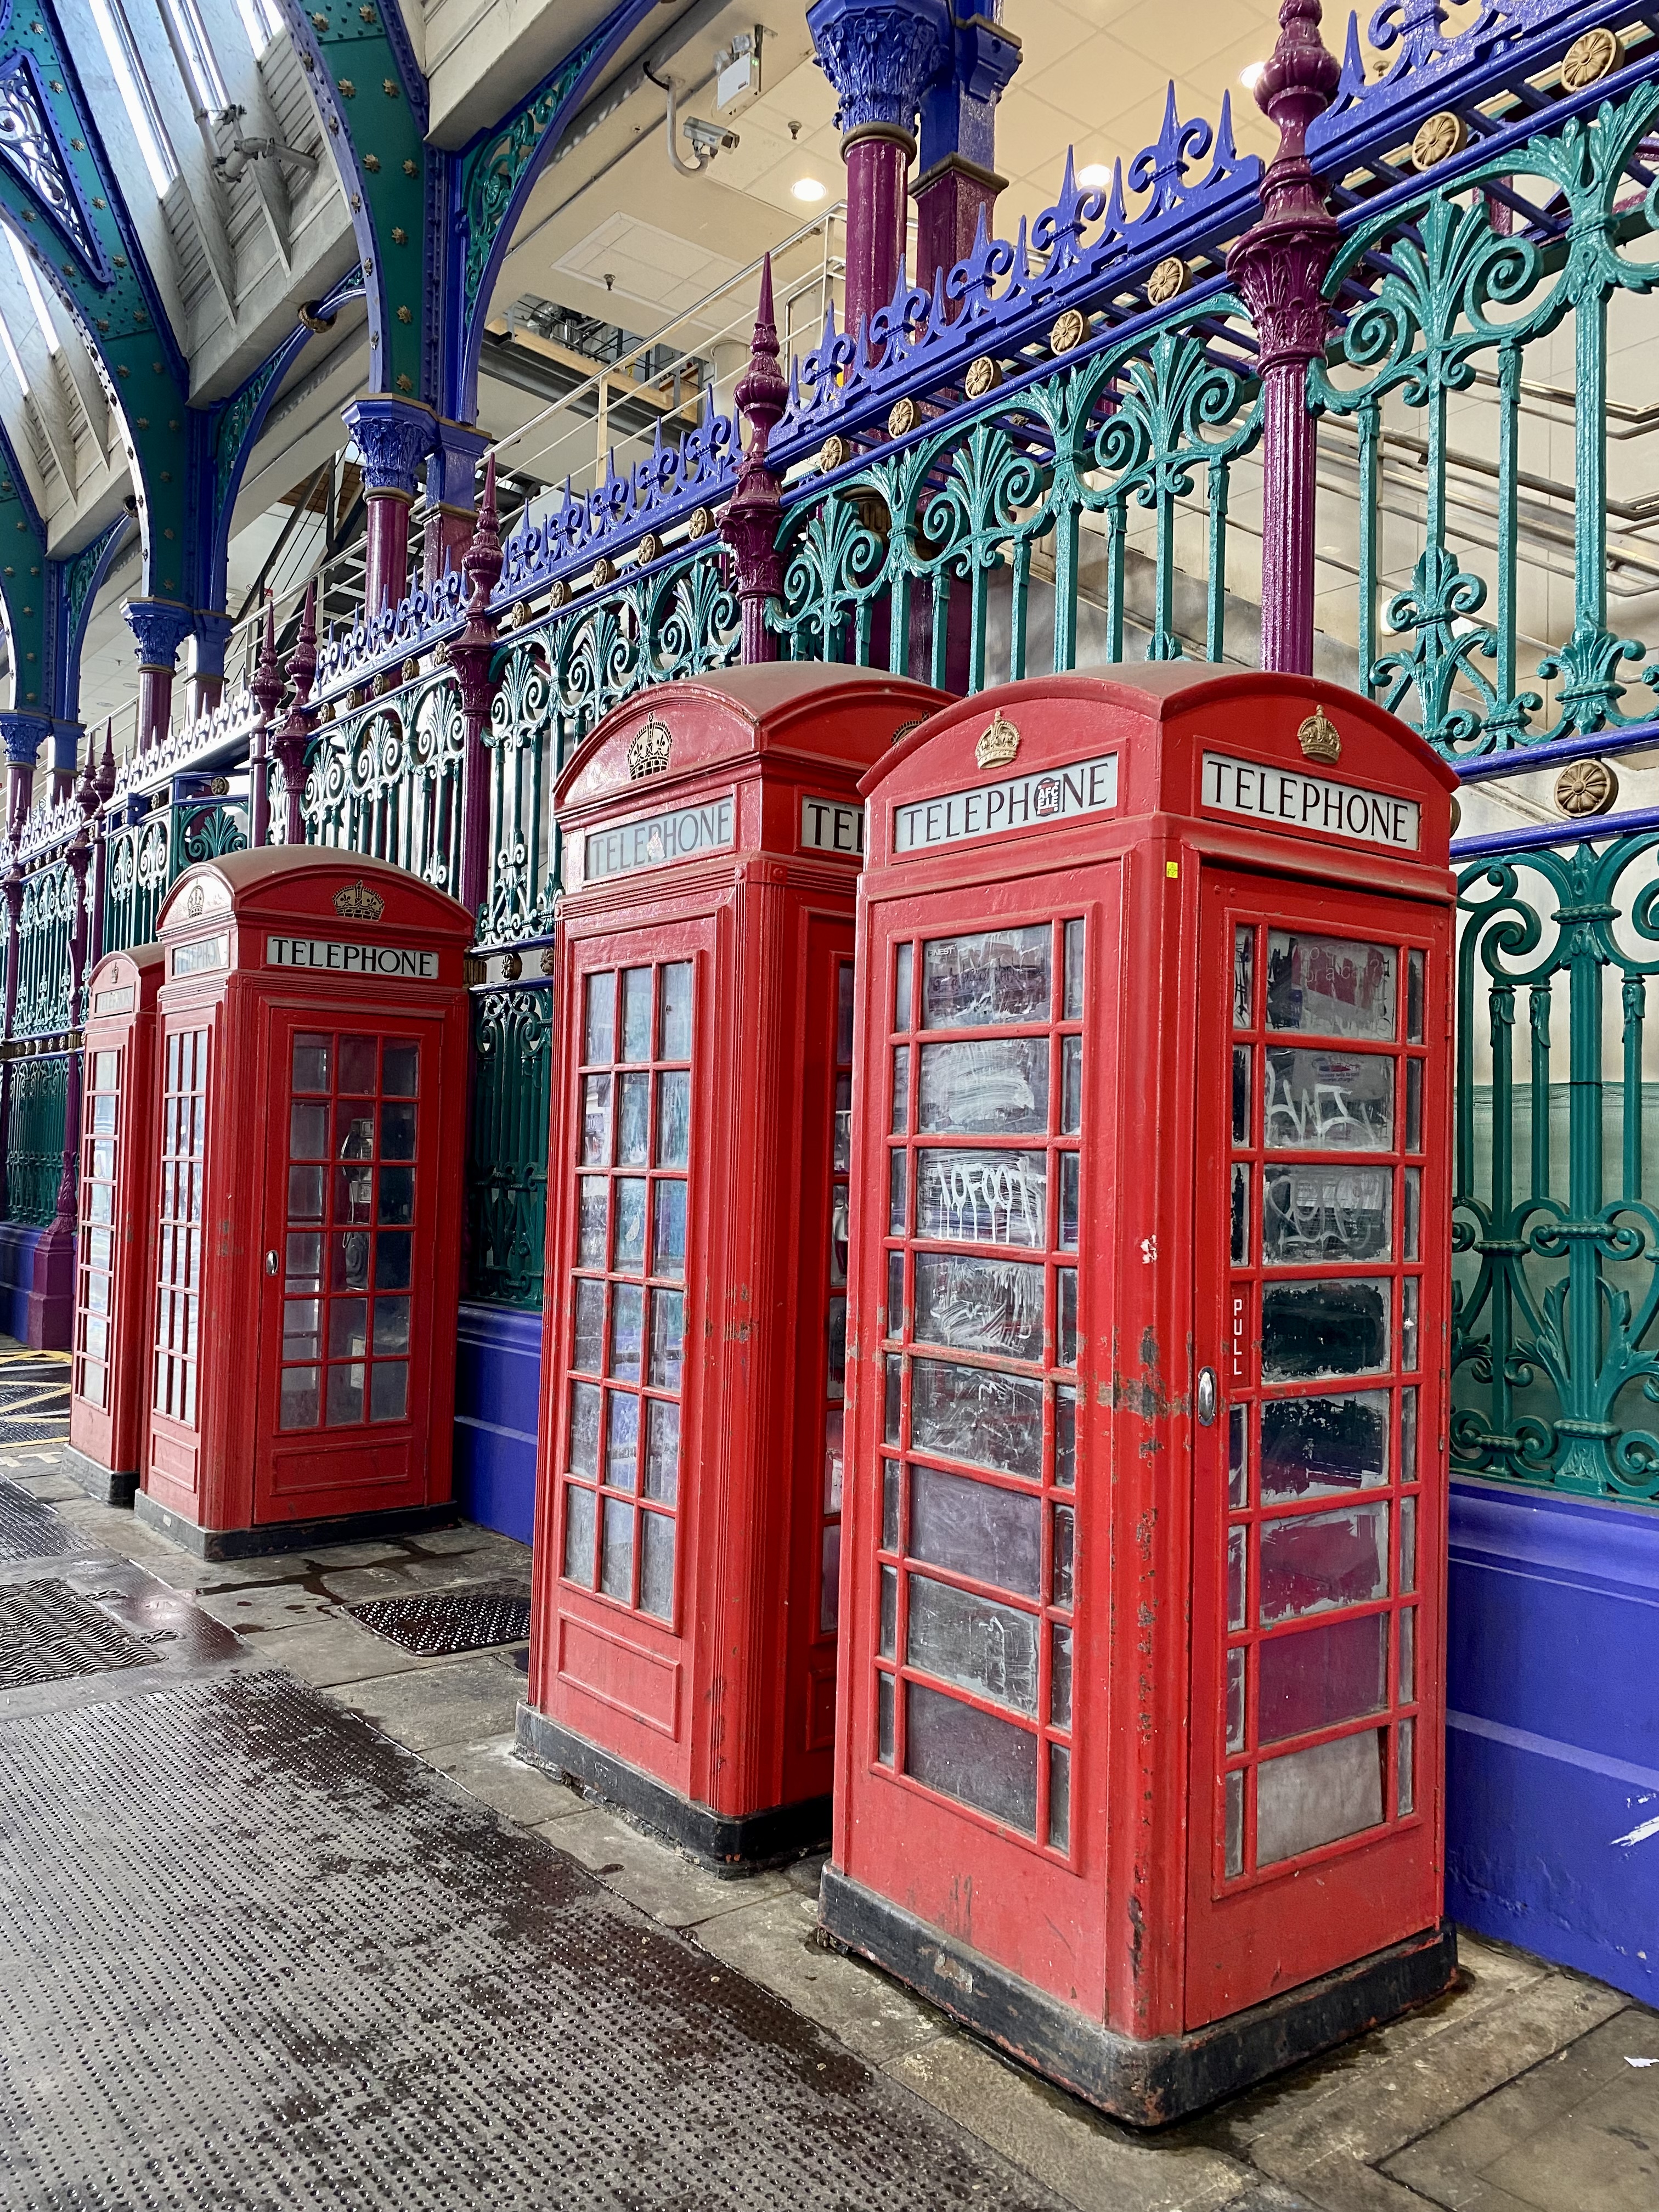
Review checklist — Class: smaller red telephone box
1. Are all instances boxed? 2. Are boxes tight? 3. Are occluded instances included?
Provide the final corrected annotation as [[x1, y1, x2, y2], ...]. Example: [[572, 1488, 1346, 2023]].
[[132, 850, 473, 1558], [822, 668, 1458, 2122], [65, 945, 165, 1505], [521, 663, 946, 1865]]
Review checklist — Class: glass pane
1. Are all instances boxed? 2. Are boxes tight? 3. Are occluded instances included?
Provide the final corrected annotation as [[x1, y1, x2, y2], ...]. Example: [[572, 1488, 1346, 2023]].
[[882, 1459, 901, 1550], [885, 1250, 903, 1335], [904, 1680, 1037, 1834], [911, 1359, 1044, 1479], [564, 1483, 596, 1586], [910, 1463, 1042, 1598], [1059, 1154, 1079, 1250], [568, 1381, 601, 1476], [582, 1075, 612, 1165], [890, 1047, 911, 1136], [1233, 1046, 1250, 1144], [1407, 950, 1425, 1043], [1064, 919, 1085, 1020], [1262, 1165, 1391, 1264], [279, 1365, 319, 1429], [93, 1050, 118, 1090], [1051, 1623, 1073, 1730], [285, 1232, 320, 1287], [328, 1299, 367, 1359], [1261, 1279, 1390, 1380], [1256, 1729, 1385, 1865], [338, 1036, 376, 1094], [1403, 1167, 1420, 1261], [287, 1166, 324, 1222], [612, 1178, 647, 1271], [376, 1167, 415, 1226], [1259, 1500, 1389, 1624], [837, 962, 855, 1060], [1397, 1717, 1415, 1816], [827, 1297, 847, 1400], [918, 1040, 1048, 1136], [292, 1034, 330, 1091], [659, 963, 693, 1058], [1266, 934, 1396, 1040], [1265, 1049, 1393, 1151], [878, 1673, 895, 1764], [610, 1284, 644, 1380], [652, 1181, 686, 1279], [1401, 1386, 1418, 1482], [373, 1296, 410, 1354], [93, 1096, 117, 1135], [878, 1562, 896, 1656], [383, 1042, 418, 1098], [606, 1391, 640, 1490], [380, 1101, 416, 1160], [584, 970, 616, 1063], [601, 1497, 635, 1601], [1259, 1613, 1388, 1745], [617, 1073, 650, 1165], [572, 1278, 605, 1373], [641, 1511, 675, 1620], [1260, 1390, 1390, 1499], [894, 942, 913, 1031], [1051, 1504, 1074, 1608], [922, 926, 1051, 1028], [1224, 1770, 1244, 1876], [1403, 1278, 1419, 1373], [1228, 1404, 1248, 1508], [1054, 1385, 1076, 1489], [370, 1362, 408, 1422], [326, 1363, 364, 1425], [645, 1398, 680, 1503], [1227, 1527, 1246, 1630], [1406, 1059, 1423, 1153], [1058, 1270, 1077, 1367], [1231, 1164, 1249, 1265], [917, 1149, 1047, 1249], [1062, 1035, 1081, 1135], [1048, 1744, 1071, 1852], [834, 1073, 853, 1171], [621, 968, 653, 1062], [1399, 1605, 1415, 1703], [888, 1148, 908, 1235], [578, 1179, 607, 1265], [912, 1252, 1044, 1360], [825, 1410, 845, 1511], [1226, 1648, 1245, 1752], [648, 1289, 684, 1389], [290, 1101, 329, 1159], [884, 1355, 901, 1445], [655, 1071, 690, 1166], [1234, 927, 1254, 1028], [906, 1572, 1038, 1714], [1400, 1494, 1417, 1594]]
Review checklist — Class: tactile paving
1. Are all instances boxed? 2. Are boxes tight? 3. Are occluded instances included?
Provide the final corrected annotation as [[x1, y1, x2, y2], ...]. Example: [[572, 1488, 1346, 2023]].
[[0, 1671, 1059, 2211], [345, 1584, 532, 1655], [0, 1578, 159, 1689], [0, 1478, 71, 1562]]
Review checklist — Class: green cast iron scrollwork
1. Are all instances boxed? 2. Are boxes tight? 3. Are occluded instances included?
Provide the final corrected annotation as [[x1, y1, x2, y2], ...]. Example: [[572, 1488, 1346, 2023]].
[[467, 983, 552, 1307], [2, 1053, 67, 1228]]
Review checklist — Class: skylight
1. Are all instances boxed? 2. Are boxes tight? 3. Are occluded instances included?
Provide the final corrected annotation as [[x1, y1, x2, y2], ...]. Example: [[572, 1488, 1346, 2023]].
[[88, 0, 180, 195], [0, 305, 29, 397], [6, 231, 60, 357], [163, 0, 229, 115]]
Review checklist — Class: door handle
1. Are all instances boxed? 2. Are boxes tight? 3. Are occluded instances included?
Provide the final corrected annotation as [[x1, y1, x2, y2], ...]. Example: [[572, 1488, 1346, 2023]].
[[1196, 1367, 1218, 1426], [265, 1250, 278, 1276]]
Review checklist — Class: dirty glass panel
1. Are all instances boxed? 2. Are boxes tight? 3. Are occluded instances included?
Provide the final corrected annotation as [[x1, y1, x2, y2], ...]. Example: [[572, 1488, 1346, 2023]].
[[648, 1289, 684, 1389], [1048, 1743, 1071, 1852], [1051, 1623, 1073, 1730], [1400, 1494, 1417, 1593], [885, 1251, 904, 1335], [1262, 1166, 1391, 1264], [883, 1355, 901, 1445], [563, 1482, 596, 1585], [1064, 919, 1085, 1020], [822, 1526, 843, 1635], [1256, 1728, 1385, 1865], [889, 1148, 908, 1235], [1228, 1404, 1249, 1508], [620, 968, 653, 1063], [906, 1576, 1040, 1716], [923, 926, 1051, 1029], [659, 963, 693, 1059], [827, 1297, 847, 1401], [825, 1413, 844, 1513], [605, 1391, 640, 1490], [645, 1398, 679, 1504], [1397, 1718, 1415, 1817], [1264, 1050, 1393, 1151], [1259, 1500, 1389, 1624], [1399, 1606, 1415, 1703], [1062, 1035, 1081, 1134], [1059, 1153, 1079, 1250], [909, 1463, 1043, 1598], [1226, 1649, 1245, 1752], [1402, 1278, 1419, 1372], [835, 1073, 853, 1170], [1054, 1385, 1076, 1489], [640, 1511, 674, 1620], [1403, 1167, 1420, 1261], [1051, 1504, 1075, 1607], [833, 1187, 851, 1288], [1232, 1165, 1249, 1265], [882, 1459, 901, 1550], [1261, 1280, 1389, 1380], [1232, 1046, 1251, 1145], [651, 1181, 686, 1279], [1224, 1770, 1244, 1876], [616, 1073, 650, 1165], [571, 1279, 605, 1374], [878, 1673, 895, 1764], [610, 1284, 644, 1381], [878, 1562, 896, 1655], [1234, 928, 1254, 1028], [654, 1071, 690, 1167], [891, 1047, 910, 1135], [913, 1252, 1044, 1361], [1260, 1391, 1389, 1499], [584, 971, 617, 1063], [894, 941, 913, 1030], [582, 1075, 612, 1165], [601, 1497, 634, 1601], [910, 1359, 1045, 1478], [1058, 1271, 1077, 1367], [612, 1179, 647, 1271], [1401, 1387, 1417, 1482], [919, 1039, 1049, 1136], [1407, 950, 1425, 1042], [904, 1679, 1038, 1833], [1227, 1526, 1246, 1630], [1258, 1613, 1387, 1745], [917, 1149, 1048, 1249], [1266, 934, 1396, 1040], [567, 1381, 601, 1476], [578, 1178, 607, 1265], [1406, 1059, 1423, 1153]]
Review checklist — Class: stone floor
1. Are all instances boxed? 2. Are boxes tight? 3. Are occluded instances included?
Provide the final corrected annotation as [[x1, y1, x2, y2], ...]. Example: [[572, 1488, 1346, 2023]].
[[2, 1441, 1654, 2212]]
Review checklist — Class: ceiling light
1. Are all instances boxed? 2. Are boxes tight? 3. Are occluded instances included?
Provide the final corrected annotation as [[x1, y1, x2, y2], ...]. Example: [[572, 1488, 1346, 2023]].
[[1077, 162, 1113, 188], [792, 176, 827, 202], [1240, 60, 1267, 89]]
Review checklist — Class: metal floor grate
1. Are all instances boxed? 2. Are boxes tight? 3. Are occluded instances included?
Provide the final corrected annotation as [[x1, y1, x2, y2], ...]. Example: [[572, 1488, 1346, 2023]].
[[0, 1479, 70, 1562], [0, 1578, 159, 1689], [345, 1585, 532, 1656]]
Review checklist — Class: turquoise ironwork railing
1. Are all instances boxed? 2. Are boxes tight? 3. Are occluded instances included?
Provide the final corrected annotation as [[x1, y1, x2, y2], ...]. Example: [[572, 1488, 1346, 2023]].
[[3, 1054, 69, 1227], [466, 981, 552, 1307], [13, 860, 76, 1041], [103, 808, 173, 957], [302, 679, 467, 893]]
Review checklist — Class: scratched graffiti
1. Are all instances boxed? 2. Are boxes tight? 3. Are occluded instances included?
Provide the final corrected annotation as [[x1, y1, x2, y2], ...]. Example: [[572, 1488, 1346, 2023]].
[[919, 1038, 1049, 1135], [917, 1148, 1048, 1249], [1264, 1048, 1393, 1151], [922, 926, 1051, 1029], [1262, 1165, 1392, 1263], [913, 1251, 1045, 1360]]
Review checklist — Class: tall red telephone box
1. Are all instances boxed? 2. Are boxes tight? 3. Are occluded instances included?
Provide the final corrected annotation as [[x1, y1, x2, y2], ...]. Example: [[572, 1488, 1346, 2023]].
[[66, 944, 165, 1505], [521, 663, 947, 1865], [822, 669, 1458, 2121], [131, 850, 473, 1559]]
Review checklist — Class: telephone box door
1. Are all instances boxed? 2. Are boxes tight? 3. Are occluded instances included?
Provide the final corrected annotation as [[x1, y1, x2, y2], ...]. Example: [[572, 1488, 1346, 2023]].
[[258, 1009, 445, 1522], [1185, 871, 1450, 2025]]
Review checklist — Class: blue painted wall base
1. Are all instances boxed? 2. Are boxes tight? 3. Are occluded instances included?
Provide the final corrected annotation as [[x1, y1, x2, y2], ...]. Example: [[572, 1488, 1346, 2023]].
[[1447, 1479, 1659, 2006], [0, 1223, 41, 1342], [0, 1221, 70, 1348], [453, 1301, 542, 1545]]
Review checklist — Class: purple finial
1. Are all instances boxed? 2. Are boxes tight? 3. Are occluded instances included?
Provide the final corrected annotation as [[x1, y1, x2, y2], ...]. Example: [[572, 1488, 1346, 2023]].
[[251, 592, 285, 723], [721, 253, 788, 663], [1254, 0, 1342, 223], [96, 718, 116, 802], [289, 582, 319, 712], [463, 452, 504, 614]]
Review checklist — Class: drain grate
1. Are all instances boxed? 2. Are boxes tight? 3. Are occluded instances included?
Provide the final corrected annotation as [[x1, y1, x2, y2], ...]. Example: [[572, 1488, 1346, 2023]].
[[0, 1479, 70, 1562], [0, 1578, 160, 1689], [345, 1585, 532, 1656]]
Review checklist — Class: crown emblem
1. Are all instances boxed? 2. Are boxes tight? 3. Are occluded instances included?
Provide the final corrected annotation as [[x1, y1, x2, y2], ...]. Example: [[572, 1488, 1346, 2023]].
[[628, 713, 672, 781], [975, 710, 1020, 770], [1296, 704, 1342, 765], [334, 879, 386, 922], [184, 883, 205, 919]]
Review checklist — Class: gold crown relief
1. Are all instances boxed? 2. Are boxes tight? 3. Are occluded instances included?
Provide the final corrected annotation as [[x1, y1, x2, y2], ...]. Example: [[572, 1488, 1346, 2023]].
[[334, 879, 386, 922], [1296, 704, 1342, 765], [628, 713, 673, 781], [975, 710, 1020, 770]]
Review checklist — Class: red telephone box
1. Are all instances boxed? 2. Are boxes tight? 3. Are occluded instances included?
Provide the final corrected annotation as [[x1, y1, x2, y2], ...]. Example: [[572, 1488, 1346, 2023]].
[[521, 663, 947, 1865], [65, 944, 165, 1505], [131, 850, 473, 1559], [822, 669, 1458, 2122]]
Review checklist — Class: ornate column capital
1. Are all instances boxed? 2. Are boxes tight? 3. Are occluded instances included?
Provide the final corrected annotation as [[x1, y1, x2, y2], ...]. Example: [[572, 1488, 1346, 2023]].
[[190, 611, 235, 681], [342, 396, 437, 503], [918, 7, 1021, 183], [0, 712, 50, 769], [808, 0, 953, 151], [121, 597, 195, 673]]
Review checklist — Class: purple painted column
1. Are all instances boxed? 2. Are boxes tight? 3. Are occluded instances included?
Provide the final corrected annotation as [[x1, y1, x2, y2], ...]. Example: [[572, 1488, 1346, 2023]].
[[122, 599, 195, 752], [185, 613, 234, 725], [342, 397, 435, 618], [450, 456, 504, 925], [1226, 0, 1341, 676], [912, 6, 1021, 305], [808, 0, 952, 344], [424, 421, 490, 585], [270, 585, 320, 847], [248, 595, 286, 850], [720, 256, 788, 665]]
